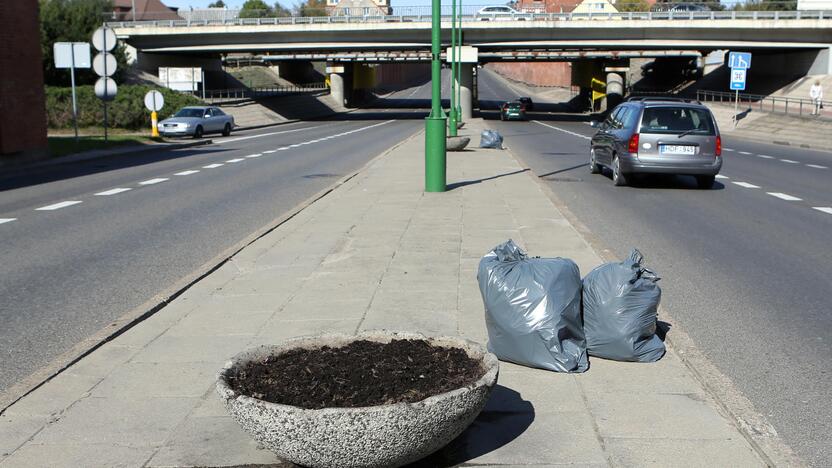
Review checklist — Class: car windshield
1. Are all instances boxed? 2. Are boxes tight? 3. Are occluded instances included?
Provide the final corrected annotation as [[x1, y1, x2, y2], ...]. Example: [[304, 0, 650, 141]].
[[174, 108, 205, 118], [640, 107, 715, 135]]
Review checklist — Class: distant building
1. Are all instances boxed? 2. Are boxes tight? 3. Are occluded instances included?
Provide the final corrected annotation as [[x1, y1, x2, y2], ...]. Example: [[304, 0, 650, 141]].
[[515, 0, 582, 13], [327, 0, 391, 16], [178, 8, 240, 23], [110, 0, 181, 21], [0, 0, 47, 159], [572, 0, 619, 14]]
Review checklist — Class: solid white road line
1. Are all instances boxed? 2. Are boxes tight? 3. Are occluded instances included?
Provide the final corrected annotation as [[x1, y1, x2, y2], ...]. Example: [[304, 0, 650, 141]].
[[226, 158, 245, 163], [277, 147, 289, 151], [715, 174, 730, 179], [732, 182, 760, 189], [533, 120, 592, 140], [246, 153, 263, 158], [175, 170, 199, 176], [95, 188, 132, 196], [139, 178, 169, 185], [780, 159, 799, 164], [767, 192, 802, 201], [757, 155, 774, 159], [216, 125, 323, 144], [36, 201, 82, 211], [203, 163, 224, 169], [261, 150, 276, 154], [807, 164, 828, 169], [738, 151, 752, 155], [0, 218, 16, 224], [813, 207, 832, 215]]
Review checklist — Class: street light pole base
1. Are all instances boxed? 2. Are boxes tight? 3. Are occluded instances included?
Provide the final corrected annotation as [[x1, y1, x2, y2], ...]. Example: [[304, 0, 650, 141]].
[[425, 116, 447, 192]]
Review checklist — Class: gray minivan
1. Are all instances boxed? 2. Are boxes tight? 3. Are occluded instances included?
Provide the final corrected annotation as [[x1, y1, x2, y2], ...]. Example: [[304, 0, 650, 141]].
[[589, 98, 722, 188]]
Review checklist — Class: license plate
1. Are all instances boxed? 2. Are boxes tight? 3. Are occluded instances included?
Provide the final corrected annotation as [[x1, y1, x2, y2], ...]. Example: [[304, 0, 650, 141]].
[[659, 145, 695, 155]]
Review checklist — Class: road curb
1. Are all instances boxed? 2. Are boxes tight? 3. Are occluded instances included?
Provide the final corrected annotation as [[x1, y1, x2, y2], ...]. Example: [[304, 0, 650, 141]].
[[501, 142, 803, 468], [0, 122, 422, 415]]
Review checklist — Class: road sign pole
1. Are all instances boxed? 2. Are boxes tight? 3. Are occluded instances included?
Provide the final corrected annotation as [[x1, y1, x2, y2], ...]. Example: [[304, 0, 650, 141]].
[[70, 45, 79, 141], [456, 2, 462, 125], [734, 89, 739, 128], [425, 0, 447, 193], [102, 24, 109, 142], [449, 0, 458, 137]]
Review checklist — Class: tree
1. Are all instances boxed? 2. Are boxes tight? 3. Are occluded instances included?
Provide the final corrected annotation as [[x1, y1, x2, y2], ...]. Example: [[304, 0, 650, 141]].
[[616, 0, 651, 11], [39, 0, 129, 86], [298, 0, 327, 17], [239, 0, 272, 17], [732, 0, 796, 10], [273, 1, 292, 17], [208, 0, 226, 7]]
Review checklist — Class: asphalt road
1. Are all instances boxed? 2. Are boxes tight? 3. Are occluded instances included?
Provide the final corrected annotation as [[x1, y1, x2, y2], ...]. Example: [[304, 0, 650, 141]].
[[0, 101, 428, 398], [478, 68, 832, 466]]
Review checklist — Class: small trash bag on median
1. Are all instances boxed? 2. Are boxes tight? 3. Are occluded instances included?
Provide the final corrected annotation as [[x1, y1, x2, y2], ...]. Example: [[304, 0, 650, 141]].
[[477, 240, 588, 373], [479, 129, 503, 149], [582, 249, 666, 363]]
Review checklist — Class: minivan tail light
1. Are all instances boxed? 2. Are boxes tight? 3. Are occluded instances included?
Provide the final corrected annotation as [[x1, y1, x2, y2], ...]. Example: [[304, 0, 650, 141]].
[[628, 133, 640, 154], [715, 135, 722, 156]]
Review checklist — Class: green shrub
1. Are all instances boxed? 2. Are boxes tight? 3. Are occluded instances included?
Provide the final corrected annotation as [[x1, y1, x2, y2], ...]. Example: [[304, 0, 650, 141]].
[[45, 85, 203, 130]]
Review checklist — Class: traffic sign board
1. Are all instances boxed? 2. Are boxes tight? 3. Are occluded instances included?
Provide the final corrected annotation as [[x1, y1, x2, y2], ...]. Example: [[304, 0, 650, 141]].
[[91, 27, 116, 52], [144, 90, 165, 112], [92, 52, 117, 77], [95, 77, 118, 101], [730, 68, 747, 91], [728, 52, 752, 70]]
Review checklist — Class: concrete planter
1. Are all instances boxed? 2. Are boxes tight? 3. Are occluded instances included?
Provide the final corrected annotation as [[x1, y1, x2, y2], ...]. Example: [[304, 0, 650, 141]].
[[447, 136, 471, 152], [216, 331, 499, 468]]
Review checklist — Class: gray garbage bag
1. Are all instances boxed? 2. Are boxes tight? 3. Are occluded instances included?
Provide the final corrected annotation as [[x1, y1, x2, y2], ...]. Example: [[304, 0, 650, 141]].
[[582, 249, 665, 362], [479, 129, 503, 149], [478, 240, 588, 373]]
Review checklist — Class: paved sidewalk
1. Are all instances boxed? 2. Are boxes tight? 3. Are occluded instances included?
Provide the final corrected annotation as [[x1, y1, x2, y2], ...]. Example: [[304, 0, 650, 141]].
[[0, 119, 765, 467]]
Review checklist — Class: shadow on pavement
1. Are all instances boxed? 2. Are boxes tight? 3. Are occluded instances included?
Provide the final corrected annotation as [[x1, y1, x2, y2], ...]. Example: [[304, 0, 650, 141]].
[[409, 385, 536, 467], [447, 169, 530, 191]]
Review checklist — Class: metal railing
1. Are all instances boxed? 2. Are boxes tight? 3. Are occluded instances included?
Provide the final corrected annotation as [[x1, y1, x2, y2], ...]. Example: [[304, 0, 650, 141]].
[[106, 5, 832, 28], [697, 89, 831, 118], [198, 83, 327, 103]]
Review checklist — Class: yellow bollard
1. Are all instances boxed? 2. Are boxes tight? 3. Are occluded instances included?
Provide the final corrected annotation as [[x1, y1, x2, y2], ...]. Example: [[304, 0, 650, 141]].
[[151, 111, 159, 137]]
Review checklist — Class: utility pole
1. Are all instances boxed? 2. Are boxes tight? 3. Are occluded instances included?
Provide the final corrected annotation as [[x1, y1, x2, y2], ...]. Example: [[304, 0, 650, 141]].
[[424, 0, 447, 192]]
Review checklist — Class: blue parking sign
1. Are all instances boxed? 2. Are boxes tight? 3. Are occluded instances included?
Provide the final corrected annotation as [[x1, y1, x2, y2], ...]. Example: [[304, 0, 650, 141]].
[[728, 52, 752, 70], [730, 68, 747, 91]]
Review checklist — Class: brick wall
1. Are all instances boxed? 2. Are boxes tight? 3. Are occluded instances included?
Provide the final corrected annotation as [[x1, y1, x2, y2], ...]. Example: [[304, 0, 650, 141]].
[[486, 62, 572, 88], [0, 1, 48, 158]]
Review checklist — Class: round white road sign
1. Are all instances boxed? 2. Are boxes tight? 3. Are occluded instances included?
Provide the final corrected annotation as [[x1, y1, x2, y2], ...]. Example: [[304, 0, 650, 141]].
[[91, 27, 117, 52], [144, 90, 165, 112], [94, 77, 118, 101], [93, 52, 117, 77]]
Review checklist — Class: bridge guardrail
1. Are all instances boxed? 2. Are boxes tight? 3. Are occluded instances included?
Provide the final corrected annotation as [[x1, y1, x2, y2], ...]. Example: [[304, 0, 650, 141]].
[[697, 89, 831, 119], [107, 8, 832, 28], [198, 83, 327, 103]]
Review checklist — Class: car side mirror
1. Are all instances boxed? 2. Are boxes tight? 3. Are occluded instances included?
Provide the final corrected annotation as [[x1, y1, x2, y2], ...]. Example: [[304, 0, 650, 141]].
[[204, 114, 211, 119], [590, 120, 599, 128]]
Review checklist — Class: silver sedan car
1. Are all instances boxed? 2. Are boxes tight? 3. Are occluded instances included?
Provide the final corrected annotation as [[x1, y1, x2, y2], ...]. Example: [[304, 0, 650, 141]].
[[157, 106, 235, 138]]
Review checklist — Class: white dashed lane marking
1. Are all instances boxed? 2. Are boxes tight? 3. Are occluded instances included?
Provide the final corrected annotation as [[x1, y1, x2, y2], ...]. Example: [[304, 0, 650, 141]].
[[807, 164, 828, 169], [732, 182, 760, 189], [813, 207, 832, 215], [780, 159, 799, 164], [757, 155, 774, 159], [175, 170, 199, 176], [139, 178, 169, 185], [0, 218, 16, 224], [767, 192, 802, 201], [533, 121, 592, 140], [724, 148, 735, 152], [36, 201, 82, 211], [203, 163, 224, 169], [226, 158, 245, 163], [95, 188, 132, 196], [715, 175, 729, 179], [738, 151, 752, 155]]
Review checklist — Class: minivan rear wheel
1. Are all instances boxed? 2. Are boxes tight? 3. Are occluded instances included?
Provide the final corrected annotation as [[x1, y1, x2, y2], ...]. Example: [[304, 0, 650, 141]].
[[612, 156, 628, 186], [696, 175, 715, 189], [589, 149, 601, 174]]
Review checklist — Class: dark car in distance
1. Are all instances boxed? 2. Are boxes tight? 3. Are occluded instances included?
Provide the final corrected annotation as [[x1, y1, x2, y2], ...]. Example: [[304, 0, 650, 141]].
[[500, 101, 526, 121], [518, 97, 534, 111]]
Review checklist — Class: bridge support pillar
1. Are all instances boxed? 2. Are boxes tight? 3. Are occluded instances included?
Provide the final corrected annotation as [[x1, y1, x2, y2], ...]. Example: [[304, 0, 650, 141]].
[[459, 63, 474, 120], [606, 72, 624, 110], [329, 70, 346, 107]]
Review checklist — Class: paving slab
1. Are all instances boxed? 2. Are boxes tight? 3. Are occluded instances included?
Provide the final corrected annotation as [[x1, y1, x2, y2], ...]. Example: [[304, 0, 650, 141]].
[[0, 118, 770, 467]]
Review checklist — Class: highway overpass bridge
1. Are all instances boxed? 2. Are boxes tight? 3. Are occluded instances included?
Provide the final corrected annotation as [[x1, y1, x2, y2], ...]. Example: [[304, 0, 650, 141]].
[[112, 11, 832, 114]]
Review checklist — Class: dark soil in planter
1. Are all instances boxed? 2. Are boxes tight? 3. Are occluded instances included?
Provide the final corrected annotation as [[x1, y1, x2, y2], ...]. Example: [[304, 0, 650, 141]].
[[228, 339, 486, 409]]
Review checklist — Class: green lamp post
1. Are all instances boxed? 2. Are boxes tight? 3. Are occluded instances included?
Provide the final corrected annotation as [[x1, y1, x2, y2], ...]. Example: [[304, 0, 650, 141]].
[[455, 0, 462, 125], [425, 0, 447, 192], [448, 0, 459, 137]]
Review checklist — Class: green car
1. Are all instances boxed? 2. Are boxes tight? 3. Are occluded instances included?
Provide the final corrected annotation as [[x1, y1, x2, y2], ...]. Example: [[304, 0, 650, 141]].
[[500, 101, 526, 121]]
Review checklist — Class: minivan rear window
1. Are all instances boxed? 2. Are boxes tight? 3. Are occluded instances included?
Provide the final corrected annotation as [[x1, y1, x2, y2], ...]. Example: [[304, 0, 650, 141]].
[[639, 107, 715, 135]]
